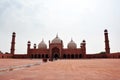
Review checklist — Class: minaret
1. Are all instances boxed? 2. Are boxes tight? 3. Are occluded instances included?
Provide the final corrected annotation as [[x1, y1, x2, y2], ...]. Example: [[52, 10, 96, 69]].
[[104, 29, 110, 54], [10, 32, 16, 55], [82, 40, 86, 58], [27, 41, 31, 54]]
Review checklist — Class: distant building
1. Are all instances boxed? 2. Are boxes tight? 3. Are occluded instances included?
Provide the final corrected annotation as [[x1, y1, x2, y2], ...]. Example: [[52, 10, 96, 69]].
[[0, 29, 120, 59], [27, 35, 86, 59]]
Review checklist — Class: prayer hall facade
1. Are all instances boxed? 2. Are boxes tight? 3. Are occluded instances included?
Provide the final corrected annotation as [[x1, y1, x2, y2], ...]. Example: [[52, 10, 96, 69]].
[[0, 29, 120, 59], [27, 35, 86, 59]]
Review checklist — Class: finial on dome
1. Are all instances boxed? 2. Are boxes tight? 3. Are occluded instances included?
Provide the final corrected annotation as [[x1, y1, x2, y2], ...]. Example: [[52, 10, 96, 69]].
[[71, 38, 73, 42], [42, 38, 44, 42], [56, 33, 58, 38]]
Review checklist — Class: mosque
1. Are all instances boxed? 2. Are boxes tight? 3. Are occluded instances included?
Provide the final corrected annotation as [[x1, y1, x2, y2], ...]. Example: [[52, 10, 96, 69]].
[[27, 35, 86, 59], [0, 29, 120, 59]]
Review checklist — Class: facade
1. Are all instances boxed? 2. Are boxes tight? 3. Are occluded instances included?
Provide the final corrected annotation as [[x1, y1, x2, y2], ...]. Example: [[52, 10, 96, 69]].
[[0, 29, 120, 59], [27, 35, 86, 59]]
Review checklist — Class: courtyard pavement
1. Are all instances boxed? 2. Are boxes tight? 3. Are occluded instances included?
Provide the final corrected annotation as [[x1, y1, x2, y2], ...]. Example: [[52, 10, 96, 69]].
[[0, 59, 120, 80]]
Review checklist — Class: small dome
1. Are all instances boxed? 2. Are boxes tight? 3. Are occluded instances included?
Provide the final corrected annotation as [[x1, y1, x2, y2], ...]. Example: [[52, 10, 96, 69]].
[[38, 39, 47, 49], [82, 40, 86, 43], [28, 41, 31, 43], [52, 34, 62, 43], [104, 29, 108, 33], [13, 32, 16, 34], [67, 39, 77, 49]]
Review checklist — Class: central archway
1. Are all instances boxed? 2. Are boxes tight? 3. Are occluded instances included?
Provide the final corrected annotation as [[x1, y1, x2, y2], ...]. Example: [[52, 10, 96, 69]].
[[52, 47, 60, 60]]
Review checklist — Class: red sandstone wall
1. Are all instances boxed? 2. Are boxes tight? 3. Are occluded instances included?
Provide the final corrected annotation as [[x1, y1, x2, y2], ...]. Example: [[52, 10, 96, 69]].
[[0, 54, 2, 58], [13, 54, 28, 58], [107, 53, 120, 58], [0, 53, 120, 59], [86, 54, 107, 58], [86, 53, 120, 58], [0, 53, 13, 58]]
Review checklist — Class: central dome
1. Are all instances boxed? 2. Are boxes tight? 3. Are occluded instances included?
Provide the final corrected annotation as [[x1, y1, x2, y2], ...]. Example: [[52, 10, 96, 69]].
[[52, 34, 61, 43], [67, 39, 77, 49]]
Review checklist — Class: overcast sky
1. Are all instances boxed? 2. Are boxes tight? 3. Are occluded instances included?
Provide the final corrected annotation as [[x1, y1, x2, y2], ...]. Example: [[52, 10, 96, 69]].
[[0, 0, 120, 54]]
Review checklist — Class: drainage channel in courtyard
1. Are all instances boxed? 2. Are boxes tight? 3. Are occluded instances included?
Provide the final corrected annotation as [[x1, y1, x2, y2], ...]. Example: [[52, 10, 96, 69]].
[[0, 62, 42, 72]]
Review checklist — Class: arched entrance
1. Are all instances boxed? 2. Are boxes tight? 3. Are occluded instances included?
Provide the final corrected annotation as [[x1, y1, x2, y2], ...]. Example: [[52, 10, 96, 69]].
[[52, 47, 60, 60], [63, 54, 66, 59]]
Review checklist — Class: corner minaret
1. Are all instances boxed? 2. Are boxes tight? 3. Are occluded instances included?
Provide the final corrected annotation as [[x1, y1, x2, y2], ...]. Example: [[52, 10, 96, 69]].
[[82, 40, 86, 58], [27, 41, 31, 54], [104, 29, 110, 54], [10, 32, 16, 55]]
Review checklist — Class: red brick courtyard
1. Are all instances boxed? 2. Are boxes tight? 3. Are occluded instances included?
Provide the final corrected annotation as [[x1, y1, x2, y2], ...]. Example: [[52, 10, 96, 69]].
[[0, 59, 120, 80]]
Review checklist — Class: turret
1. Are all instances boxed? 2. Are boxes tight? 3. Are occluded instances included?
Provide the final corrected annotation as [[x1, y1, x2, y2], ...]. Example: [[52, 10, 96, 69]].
[[10, 32, 16, 55], [34, 43, 36, 49], [104, 29, 110, 54]]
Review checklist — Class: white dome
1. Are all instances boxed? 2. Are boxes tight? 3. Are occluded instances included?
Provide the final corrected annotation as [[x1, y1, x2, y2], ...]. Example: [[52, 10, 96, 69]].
[[38, 39, 47, 49], [52, 34, 62, 43], [67, 39, 77, 49]]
